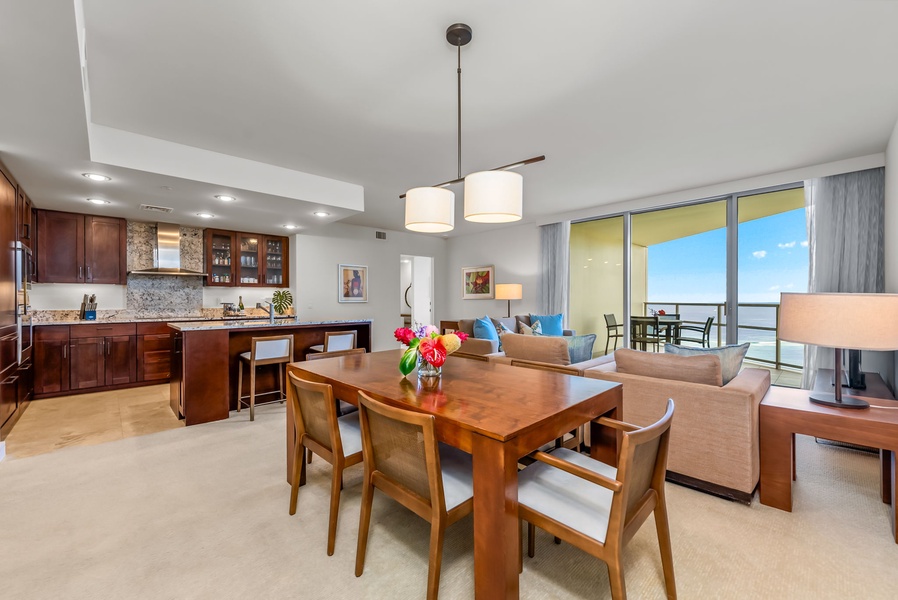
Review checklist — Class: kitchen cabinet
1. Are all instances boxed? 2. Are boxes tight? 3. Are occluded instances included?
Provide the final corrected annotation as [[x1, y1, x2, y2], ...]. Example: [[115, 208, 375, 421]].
[[204, 228, 289, 288], [69, 323, 136, 389], [69, 337, 105, 390], [34, 326, 69, 395], [1, 169, 16, 327], [36, 210, 126, 284], [137, 322, 172, 382], [0, 325, 17, 427], [16, 188, 33, 246]]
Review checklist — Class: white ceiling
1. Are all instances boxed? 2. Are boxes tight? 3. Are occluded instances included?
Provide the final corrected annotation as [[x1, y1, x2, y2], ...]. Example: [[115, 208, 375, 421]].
[[2, 1, 898, 236]]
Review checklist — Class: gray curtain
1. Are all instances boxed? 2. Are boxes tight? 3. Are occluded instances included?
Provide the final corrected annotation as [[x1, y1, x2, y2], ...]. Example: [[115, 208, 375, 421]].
[[801, 167, 885, 387], [539, 221, 570, 321]]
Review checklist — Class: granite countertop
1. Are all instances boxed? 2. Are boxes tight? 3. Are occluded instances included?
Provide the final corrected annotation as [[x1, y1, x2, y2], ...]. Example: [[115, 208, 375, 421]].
[[168, 319, 372, 331]]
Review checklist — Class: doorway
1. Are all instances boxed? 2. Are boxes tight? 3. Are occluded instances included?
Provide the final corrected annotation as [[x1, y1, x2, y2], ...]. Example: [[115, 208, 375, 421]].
[[400, 255, 434, 329]]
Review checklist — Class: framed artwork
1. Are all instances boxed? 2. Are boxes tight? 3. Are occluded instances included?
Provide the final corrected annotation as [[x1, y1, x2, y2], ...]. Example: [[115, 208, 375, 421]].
[[339, 264, 368, 303], [462, 265, 494, 299]]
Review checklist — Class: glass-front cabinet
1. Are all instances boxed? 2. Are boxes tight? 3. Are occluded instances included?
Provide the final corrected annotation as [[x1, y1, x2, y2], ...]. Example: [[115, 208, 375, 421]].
[[204, 229, 289, 288]]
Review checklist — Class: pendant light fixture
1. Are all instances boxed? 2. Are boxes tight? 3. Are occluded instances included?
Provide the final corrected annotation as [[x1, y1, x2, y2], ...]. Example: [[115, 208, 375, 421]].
[[403, 23, 544, 233]]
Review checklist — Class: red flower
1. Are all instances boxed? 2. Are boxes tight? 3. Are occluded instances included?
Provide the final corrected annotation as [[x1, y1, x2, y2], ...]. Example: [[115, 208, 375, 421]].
[[418, 337, 447, 367], [658, 309, 666, 315], [455, 331, 469, 342], [394, 327, 416, 345]]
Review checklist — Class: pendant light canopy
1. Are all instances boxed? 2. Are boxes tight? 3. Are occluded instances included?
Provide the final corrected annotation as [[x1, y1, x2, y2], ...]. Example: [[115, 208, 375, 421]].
[[403, 23, 543, 233]]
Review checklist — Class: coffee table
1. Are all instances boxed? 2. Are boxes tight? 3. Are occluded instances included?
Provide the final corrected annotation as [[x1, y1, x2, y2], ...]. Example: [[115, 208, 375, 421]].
[[759, 379, 898, 543]]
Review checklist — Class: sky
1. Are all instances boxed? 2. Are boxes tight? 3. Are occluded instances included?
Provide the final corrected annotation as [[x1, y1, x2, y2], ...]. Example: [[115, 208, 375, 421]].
[[647, 207, 809, 304]]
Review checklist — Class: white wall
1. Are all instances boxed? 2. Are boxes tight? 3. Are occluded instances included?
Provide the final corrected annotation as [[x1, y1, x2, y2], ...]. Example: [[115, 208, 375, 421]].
[[30, 283, 126, 310], [884, 118, 898, 388], [293, 223, 447, 351], [444, 223, 541, 321]]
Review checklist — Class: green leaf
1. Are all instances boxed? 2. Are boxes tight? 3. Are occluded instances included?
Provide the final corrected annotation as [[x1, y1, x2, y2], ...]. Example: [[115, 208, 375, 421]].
[[399, 348, 418, 376], [407, 338, 421, 349]]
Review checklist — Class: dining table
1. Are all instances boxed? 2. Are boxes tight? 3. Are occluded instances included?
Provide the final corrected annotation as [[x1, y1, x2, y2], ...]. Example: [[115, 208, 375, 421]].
[[630, 315, 682, 350], [287, 349, 623, 599]]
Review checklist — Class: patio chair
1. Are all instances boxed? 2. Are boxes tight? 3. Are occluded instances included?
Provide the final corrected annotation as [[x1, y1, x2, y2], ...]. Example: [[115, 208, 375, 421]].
[[675, 316, 714, 347], [603, 314, 624, 355]]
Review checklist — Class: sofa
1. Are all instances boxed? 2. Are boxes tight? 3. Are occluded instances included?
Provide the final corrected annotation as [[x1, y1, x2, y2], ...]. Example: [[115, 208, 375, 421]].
[[583, 348, 771, 503], [454, 314, 575, 357], [485, 333, 613, 375]]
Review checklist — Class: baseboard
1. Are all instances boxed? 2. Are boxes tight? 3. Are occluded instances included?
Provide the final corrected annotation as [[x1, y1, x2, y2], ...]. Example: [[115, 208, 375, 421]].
[[665, 471, 755, 505]]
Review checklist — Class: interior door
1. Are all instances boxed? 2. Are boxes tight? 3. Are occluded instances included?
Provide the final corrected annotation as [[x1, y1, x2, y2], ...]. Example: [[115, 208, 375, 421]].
[[411, 256, 434, 328]]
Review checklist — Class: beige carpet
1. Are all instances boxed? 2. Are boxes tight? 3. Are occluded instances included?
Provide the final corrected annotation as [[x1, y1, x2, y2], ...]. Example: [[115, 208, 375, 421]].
[[1, 404, 897, 599]]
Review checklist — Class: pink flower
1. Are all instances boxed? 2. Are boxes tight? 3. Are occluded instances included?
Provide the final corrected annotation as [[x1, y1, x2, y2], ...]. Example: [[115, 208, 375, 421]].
[[455, 331, 469, 342], [423, 325, 439, 337], [394, 327, 416, 345]]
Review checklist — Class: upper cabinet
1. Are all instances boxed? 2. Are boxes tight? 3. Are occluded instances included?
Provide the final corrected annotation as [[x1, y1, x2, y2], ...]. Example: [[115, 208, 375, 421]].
[[203, 228, 288, 288], [16, 188, 33, 247], [36, 210, 127, 284]]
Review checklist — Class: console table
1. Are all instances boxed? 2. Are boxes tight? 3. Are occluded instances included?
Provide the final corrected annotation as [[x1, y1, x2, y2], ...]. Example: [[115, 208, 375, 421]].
[[759, 373, 898, 543]]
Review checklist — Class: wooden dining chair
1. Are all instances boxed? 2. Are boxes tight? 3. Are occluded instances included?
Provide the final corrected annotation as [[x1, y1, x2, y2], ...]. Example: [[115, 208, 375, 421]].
[[355, 391, 474, 600], [287, 373, 364, 556], [518, 399, 676, 600], [308, 330, 358, 353], [603, 314, 624, 355]]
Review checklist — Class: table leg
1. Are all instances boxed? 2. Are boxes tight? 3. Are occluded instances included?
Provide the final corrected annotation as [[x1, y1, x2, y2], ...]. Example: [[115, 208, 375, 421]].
[[759, 411, 793, 511], [792, 432, 796, 481], [472, 434, 520, 600], [590, 404, 620, 467]]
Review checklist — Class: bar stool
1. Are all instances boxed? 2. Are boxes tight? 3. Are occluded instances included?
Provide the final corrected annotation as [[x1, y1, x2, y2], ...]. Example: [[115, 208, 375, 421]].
[[308, 330, 357, 354], [237, 335, 294, 421]]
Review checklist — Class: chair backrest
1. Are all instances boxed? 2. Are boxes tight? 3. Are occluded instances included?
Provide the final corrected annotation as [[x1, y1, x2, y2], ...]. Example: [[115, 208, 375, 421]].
[[324, 330, 357, 352], [287, 373, 342, 459], [612, 399, 675, 533], [604, 314, 618, 329], [252, 335, 294, 362], [305, 347, 367, 361], [702, 317, 714, 335], [357, 391, 445, 517]]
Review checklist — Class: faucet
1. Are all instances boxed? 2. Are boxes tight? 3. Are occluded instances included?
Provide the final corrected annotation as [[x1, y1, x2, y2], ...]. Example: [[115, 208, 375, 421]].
[[256, 301, 275, 324]]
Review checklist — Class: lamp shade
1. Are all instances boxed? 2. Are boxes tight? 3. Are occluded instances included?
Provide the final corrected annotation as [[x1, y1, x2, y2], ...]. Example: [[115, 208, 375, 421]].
[[405, 187, 455, 233], [495, 283, 523, 300], [464, 170, 523, 223], [778, 292, 898, 351]]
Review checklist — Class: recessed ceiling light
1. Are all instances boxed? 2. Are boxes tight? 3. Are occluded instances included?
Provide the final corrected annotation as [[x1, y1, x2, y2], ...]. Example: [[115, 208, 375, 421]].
[[83, 173, 111, 182], [283, 224, 299, 230], [313, 211, 330, 217], [215, 195, 236, 202], [197, 212, 215, 219], [87, 198, 110, 205]]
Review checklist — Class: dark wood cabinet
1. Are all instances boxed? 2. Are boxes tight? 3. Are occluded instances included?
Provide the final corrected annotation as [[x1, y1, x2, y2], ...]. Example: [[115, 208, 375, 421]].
[[137, 334, 172, 382], [106, 335, 137, 386], [69, 337, 105, 390], [34, 326, 70, 395], [204, 228, 289, 287], [16, 188, 33, 246], [36, 210, 126, 284], [0, 362, 16, 428]]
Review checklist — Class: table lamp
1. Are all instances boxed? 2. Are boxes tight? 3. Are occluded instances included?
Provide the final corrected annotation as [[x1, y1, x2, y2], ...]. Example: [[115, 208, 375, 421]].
[[778, 292, 898, 409], [495, 284, 523, 318]]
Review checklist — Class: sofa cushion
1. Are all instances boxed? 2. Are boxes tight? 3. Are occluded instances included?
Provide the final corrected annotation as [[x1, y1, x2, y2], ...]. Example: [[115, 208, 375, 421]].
[[614, 348, 722, 386], [664, 343, 750, 385], [529, 313, 564, 336], [500, 333, 571, 365], [473, 316, 499, 341], [567, 334, 597, 363], [518, 320, 542, 336]]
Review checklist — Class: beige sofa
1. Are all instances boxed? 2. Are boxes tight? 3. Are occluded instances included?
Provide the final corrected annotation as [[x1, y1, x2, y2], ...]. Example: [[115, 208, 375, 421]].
[[453, 315, 575, 357], [486, 333, 613, 375], [584, 348, 771, 503]]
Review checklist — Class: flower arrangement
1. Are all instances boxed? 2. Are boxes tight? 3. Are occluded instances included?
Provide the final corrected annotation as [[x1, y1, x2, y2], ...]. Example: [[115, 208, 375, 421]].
[[394, 325, 468, 377]]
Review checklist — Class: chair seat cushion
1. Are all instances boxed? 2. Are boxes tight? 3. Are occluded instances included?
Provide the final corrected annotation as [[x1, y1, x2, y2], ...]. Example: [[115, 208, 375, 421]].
[[518, 448, 617, 544], [337, 412, 363, 458], [438, 443, 474, 511]]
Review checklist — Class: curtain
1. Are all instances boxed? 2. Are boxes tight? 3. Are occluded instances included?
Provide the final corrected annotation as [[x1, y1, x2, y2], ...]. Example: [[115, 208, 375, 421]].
[[801, 167, 885, 387], [539, 221, 571, 321]]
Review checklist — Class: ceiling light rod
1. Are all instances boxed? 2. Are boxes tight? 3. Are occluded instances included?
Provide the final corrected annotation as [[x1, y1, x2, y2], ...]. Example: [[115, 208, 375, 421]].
[[399, 155, 545, 199]]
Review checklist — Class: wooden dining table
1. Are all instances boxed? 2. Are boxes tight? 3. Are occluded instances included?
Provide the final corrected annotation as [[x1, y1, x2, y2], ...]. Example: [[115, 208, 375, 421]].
[[287, 349, 623, 599]]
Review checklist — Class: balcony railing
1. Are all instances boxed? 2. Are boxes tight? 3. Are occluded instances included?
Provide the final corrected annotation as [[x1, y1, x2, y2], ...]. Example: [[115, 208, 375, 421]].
[[643, 301, 802, 370]]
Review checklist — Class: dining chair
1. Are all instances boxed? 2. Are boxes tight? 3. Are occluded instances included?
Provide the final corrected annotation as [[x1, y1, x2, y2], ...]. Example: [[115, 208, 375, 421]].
[[518, 399, 676, 600], [287, 373, 364, 556], [675, 316, 714, 347], [657, 313, 681, 345], [309, 330, 358, 353], [236, 334, 293, 421], [305, 347, 367, 361], [603, 314, 624, 355], [355, 391, 474, 600], [630, 316, 661, 352]]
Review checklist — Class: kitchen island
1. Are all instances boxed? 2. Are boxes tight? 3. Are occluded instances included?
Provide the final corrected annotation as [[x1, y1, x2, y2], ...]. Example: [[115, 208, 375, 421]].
[[168, 319, 371, 425]]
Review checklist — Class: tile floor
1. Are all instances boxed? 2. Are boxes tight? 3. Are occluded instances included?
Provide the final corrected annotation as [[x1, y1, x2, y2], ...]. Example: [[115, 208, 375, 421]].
[[4, 384, 182, 459]]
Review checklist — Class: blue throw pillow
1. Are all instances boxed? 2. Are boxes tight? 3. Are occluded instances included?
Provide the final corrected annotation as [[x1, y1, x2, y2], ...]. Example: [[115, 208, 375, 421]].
[[529, 313, 564, 336], [664, 343, 750, 385], [473, 316, 499, 341]]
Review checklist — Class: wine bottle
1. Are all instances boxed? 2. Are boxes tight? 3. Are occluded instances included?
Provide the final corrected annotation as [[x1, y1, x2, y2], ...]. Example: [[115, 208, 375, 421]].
[[238, 296, 244, 313]]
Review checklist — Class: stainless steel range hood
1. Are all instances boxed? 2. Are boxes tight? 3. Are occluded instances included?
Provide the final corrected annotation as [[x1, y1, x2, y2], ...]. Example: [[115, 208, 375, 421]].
[[128, 222, 208, 276]]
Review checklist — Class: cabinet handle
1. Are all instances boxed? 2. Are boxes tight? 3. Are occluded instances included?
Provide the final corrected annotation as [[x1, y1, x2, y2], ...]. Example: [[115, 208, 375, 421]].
[[79, 266, 83, 280], [63, 344, 67, 358], [87, 265, 92, 281], [106, 340, 111, 355], [1, 375, 19, 386]]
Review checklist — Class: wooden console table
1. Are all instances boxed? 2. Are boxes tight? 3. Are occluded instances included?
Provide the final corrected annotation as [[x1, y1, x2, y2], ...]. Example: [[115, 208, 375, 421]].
[[759, 373, 898, 543]]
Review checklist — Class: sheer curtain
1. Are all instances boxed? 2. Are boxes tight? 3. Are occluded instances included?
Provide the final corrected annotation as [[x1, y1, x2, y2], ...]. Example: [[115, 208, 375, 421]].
[[539, 221, 571, 322], [801, 167, 885, 388]]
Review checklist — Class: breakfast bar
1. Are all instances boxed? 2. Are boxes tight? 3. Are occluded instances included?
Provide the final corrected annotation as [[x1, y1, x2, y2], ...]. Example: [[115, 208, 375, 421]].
[[168, 319, 371, 425]]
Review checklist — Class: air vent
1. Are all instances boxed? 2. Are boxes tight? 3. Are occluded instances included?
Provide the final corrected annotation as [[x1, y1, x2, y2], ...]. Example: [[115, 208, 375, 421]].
[[140, 204, 174, 213], [375, 231, 386, 240]]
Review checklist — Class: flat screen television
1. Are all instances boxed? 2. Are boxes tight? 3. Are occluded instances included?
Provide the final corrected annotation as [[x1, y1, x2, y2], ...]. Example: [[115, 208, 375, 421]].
[[847, 349, 866, 390]]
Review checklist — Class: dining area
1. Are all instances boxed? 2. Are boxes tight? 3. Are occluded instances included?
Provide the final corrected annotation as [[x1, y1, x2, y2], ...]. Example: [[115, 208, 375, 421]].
[[282, 349, 677, 600], [605, 312, 715, 353]]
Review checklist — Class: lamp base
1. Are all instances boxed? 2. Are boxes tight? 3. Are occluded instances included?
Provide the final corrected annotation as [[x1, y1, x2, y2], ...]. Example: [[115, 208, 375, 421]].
[[809, 392, 869, 410]]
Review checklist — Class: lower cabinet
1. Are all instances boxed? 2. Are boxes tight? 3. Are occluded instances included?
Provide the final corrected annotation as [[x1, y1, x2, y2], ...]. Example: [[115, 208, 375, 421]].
[[69, 337, 106, 390], [34, 326, 70, 395], [137, 322, 172, 382]]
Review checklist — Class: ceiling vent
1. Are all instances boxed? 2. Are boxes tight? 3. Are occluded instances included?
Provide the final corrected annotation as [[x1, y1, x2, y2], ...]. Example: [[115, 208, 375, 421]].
[[375, 231, 386, 240], [140, 203, 174, 214]]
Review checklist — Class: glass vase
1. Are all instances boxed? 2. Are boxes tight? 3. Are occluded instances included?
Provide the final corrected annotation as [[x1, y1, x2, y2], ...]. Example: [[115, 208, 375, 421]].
[[417, 353, 442, 378]]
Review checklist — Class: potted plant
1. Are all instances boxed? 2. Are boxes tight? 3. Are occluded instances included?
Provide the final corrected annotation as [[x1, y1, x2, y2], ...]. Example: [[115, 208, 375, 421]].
[[272, 289, 293, 315]]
